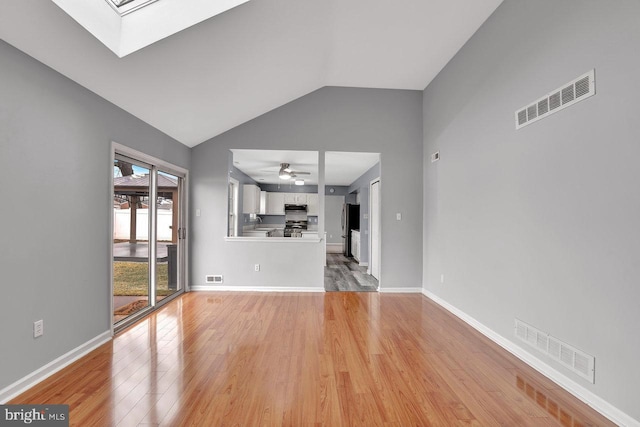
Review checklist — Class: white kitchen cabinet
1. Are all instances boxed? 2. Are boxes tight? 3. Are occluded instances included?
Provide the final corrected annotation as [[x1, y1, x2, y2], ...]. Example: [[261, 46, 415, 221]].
[[351, 230, 360, 262], [307, 193, 319, 215], [266, 192, 285, 215], [259, 191, 267, 215], [284, 193, 307, 204], [242, 184, 261, 214], [264, 192, 315, 214]]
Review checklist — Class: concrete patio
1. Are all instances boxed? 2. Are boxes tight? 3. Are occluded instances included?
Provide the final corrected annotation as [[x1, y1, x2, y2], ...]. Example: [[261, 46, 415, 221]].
[[113, 242, 171, 262]]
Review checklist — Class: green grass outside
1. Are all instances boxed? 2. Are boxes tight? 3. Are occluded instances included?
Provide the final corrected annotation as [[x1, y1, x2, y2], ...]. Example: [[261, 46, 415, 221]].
[[113, 262, 174, 296]]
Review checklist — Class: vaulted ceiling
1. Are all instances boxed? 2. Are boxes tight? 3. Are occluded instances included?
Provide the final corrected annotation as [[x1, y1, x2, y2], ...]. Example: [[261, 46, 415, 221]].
[[0, 0, 502, 147]]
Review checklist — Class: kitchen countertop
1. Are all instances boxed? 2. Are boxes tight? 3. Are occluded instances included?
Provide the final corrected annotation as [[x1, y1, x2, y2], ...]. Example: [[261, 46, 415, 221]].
[[229, 228, 322, 242], [225, 236, 322, 243]]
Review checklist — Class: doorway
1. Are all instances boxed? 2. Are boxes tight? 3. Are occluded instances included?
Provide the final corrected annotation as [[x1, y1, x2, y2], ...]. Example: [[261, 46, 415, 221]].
[[228, 177, 239, 237], [324, 151, 380, 291], [112, 147, 187, 330], [369, 178, 380, 280]]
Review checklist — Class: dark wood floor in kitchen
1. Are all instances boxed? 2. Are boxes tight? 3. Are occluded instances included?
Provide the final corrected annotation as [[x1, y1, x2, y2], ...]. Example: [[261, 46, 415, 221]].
[[324, 253, 378, 291]]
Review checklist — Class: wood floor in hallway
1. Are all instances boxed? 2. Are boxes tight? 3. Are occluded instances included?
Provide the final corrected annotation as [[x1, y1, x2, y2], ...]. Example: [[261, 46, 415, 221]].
[[324, 253, 378, 291], [10, 292, 615, 426]]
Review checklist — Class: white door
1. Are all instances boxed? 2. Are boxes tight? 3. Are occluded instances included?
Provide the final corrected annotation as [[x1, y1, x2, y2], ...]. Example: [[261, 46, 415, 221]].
[[228, 179, 239, 236], [370, 179, 380, 280]]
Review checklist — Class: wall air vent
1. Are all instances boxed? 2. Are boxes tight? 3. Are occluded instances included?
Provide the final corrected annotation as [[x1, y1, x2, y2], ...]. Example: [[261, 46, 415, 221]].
[[515, 70, 595, 130], [514, 319, 595, 383], [206, 275, 223, 284]]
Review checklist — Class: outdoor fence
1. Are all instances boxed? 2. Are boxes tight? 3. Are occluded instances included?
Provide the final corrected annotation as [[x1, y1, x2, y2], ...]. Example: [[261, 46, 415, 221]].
[[113, 208, 173, 241]]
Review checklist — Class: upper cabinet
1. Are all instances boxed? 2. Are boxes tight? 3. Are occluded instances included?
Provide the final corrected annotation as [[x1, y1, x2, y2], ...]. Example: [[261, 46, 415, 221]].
[[266, 192, 318, 215], [284, 193, 307, 204], [307, 193, 319, 215], [259, 191, 267, 215], [242, 184, 261, 214], [266, 192, 285, 215]]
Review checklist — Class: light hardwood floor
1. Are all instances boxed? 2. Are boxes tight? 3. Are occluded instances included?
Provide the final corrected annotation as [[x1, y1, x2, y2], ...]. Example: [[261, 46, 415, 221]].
[[11, 292, 614, 426]]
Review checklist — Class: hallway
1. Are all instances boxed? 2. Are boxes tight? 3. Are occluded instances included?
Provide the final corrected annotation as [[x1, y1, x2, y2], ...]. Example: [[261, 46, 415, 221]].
[[324, 253, 378, 291]]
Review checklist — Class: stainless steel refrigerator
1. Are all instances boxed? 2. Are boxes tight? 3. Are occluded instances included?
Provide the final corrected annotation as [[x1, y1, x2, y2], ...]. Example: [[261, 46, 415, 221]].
[[341, 203, 360, 257]]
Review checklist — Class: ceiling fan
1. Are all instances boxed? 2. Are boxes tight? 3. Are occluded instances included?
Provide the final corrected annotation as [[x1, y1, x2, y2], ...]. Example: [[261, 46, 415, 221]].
[[278, 163, 310, 181]]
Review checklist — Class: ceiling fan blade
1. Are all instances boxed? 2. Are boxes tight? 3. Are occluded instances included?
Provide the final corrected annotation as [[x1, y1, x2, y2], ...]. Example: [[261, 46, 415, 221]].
[[290, 171, 310, 175]]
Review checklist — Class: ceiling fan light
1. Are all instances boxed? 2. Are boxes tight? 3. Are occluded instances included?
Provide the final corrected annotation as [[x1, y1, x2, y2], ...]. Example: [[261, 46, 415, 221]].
[[295, 179, 304, 185], [279, 171, 291, 180]]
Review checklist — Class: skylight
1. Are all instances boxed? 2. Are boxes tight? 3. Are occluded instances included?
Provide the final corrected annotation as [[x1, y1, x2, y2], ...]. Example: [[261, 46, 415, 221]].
[[107, 0, 159, 16], [51, 0, 251, 57]]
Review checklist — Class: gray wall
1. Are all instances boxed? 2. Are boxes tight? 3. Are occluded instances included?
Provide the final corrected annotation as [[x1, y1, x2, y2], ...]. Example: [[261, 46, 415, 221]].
[[191, 86, 423, 290], [260, 184, 318, 193], [0, 41, 190, 392], [324, 186, 350, 196], [325, 195, 345, 244], [422, 0, 640, 420], [348, 162, 380, 264]]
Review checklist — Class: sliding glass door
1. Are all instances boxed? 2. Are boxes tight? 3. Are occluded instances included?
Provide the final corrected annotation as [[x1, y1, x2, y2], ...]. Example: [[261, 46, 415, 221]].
[[155, 170, 184, 303], [112, 151, 186, 330], [113, 156, 152, 324]]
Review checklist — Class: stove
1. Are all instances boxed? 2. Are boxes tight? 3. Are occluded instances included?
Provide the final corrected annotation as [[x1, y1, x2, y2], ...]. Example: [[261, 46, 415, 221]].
[[284, 204, 308, 237]]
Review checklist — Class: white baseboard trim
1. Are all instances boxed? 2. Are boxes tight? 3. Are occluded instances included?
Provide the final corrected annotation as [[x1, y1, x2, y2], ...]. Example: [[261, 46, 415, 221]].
[[422, 289, 639, 427], [378, 287, 422, 293], [190, 285, 325, 293], [326, 243, 343, 254], [0, 331, 112, 404], [359, 262, 369, 267]]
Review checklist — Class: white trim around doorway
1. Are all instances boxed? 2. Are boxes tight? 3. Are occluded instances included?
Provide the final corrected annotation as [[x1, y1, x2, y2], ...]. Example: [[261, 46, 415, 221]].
[[369, 176, 381, 284]]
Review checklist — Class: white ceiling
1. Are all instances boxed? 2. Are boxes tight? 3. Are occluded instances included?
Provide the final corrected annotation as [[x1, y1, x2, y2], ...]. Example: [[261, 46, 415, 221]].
[[325, 152, 380, 187], [232, 149, 320, 185], [0, 0, 502, 148], [49, 0, 252, 57], [232, 150, 380, 187]]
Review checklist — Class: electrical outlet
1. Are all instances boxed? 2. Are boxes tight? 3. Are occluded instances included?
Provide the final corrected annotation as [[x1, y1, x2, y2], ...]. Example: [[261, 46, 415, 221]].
[[34, 320, 43, 338], [254, 264, 260, 272]]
